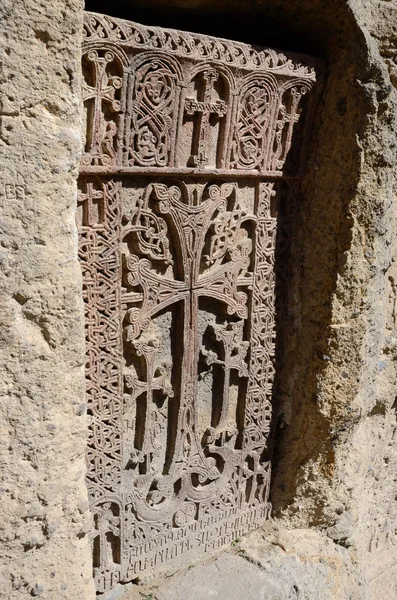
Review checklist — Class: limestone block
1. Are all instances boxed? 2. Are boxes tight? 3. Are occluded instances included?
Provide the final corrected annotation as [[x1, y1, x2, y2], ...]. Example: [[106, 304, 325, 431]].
[[0, 0, 95, 598]]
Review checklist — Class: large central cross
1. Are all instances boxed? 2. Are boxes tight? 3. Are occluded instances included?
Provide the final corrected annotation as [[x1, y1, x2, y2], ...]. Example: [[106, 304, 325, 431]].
[[122, 182, 253, 480], [185, 69, 228, 168]]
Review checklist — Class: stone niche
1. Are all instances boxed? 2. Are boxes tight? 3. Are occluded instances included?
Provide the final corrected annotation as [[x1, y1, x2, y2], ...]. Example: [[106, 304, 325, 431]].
[[78, 11, 322, 593]]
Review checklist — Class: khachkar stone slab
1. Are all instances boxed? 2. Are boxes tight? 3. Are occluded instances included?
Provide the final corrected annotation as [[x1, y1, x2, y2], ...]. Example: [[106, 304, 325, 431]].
[[78, 11, 322, 593]]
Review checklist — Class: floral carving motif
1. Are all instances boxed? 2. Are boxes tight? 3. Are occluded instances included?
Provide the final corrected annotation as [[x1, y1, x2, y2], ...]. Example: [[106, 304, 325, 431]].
[[230, 80, 273, 170]]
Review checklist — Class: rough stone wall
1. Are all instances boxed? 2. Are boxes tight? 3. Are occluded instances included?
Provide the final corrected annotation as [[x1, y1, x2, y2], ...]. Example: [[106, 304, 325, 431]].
[[268, 3, 397, 598], [2, 0, 397, 599], [0, 1, 95, 598]]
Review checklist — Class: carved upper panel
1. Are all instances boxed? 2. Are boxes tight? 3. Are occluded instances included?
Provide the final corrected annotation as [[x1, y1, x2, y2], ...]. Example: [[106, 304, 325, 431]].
[[82, 12, 322, 175]]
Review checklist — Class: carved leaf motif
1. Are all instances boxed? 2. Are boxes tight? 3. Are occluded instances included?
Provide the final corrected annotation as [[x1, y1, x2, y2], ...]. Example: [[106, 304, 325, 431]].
[[133, 204, 173, 265], [204, 183, 248, 267]]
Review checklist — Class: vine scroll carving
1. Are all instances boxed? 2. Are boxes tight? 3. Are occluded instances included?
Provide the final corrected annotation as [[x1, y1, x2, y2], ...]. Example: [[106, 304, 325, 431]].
[[78, 11, 322, 593]]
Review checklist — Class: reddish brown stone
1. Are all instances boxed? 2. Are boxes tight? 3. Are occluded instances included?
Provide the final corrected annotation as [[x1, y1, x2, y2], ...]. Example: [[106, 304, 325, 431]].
[[78, 11, 322, 592]]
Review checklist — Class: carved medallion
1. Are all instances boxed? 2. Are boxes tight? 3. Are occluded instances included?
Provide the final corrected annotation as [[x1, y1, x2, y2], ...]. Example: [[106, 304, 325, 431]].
[[78, 11, 322, 592]]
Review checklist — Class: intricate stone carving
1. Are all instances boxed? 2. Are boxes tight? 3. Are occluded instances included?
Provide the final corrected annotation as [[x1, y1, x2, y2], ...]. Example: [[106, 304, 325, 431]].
[[82, 49, 124, 167], [83, 12, 320, 77], [77, 179, 123, 503], [230, 77, 275, 170], [81, 13, 322, 175], [127, 55, 181, 167], [78, 12, 321, 593], [184, 68, 228, 168]]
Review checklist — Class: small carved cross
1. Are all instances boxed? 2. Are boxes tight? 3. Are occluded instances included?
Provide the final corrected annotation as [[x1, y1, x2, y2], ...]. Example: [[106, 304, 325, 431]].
[[185, 69, 228, 168], [93, 503, 120, 569], [78, 182, 104, 226], [203, 321, 249, 440], [124, 322, 174, 472], [83, 50, 121, 165]]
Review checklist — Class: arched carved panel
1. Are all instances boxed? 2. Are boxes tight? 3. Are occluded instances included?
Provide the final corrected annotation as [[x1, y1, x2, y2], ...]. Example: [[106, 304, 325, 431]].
[[229, 75, 279, 171], [81, 47, 126, 168], [126, 54, 182, 167], [270, 80, 314, 174], [178, 66, 233, 169]]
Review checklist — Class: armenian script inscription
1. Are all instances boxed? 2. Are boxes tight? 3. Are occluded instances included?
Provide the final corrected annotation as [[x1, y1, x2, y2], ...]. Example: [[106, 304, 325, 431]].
[[78, 12, 322, 592]]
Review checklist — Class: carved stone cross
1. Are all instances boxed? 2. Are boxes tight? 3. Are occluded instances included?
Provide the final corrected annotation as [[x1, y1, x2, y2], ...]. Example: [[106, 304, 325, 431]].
[[202, 320, 249, 441], [185, 68, 228, 168], [78, 11, 321, 593], [124, 321, 173, 473], [122, 182, 252, 476], [92, 502, 120, 570], [77, 181, 104, 226], [82, 50, 121, 166]]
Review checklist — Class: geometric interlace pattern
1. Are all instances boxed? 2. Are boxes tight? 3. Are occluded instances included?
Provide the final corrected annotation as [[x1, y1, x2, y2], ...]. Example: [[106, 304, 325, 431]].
[[78, 11, 322, 593]]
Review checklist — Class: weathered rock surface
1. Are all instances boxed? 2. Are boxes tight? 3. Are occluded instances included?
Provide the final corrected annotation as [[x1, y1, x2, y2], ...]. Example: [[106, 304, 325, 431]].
[[2, 0, 397, 598], [0, 0, 94, 598], [119, 524, 360, 599]]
